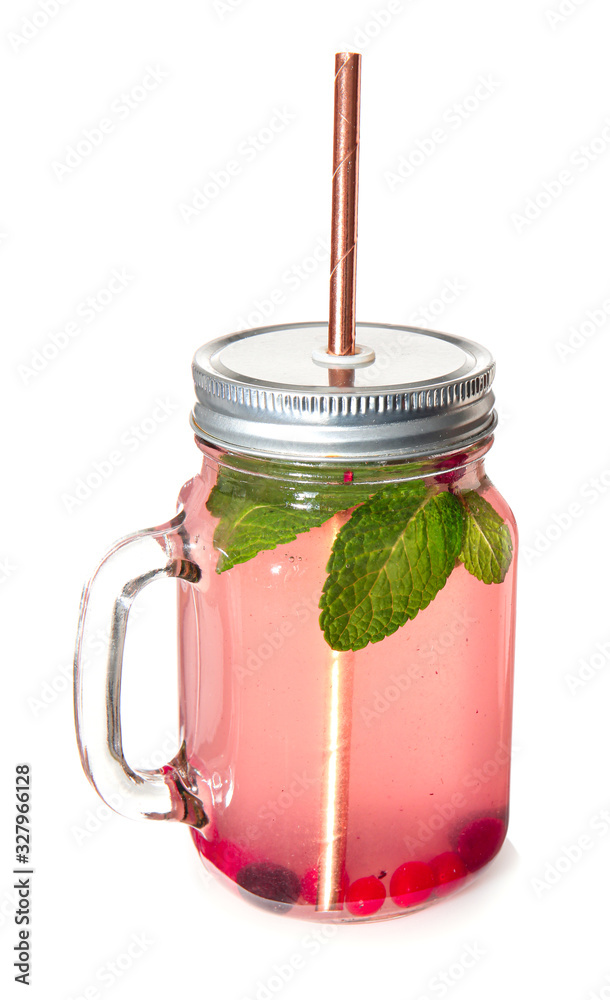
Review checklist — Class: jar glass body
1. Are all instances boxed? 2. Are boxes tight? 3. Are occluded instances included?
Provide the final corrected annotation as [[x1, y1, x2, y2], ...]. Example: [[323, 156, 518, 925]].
[[173, 437, 517, 921]]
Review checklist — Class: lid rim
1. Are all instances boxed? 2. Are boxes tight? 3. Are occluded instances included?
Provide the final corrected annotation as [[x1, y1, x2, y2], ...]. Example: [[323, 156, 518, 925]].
[[193, 320, 494, 391]]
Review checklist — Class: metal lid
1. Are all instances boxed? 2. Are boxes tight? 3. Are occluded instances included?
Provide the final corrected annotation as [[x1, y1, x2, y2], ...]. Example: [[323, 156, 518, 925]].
[[191, 321, 496, 462]]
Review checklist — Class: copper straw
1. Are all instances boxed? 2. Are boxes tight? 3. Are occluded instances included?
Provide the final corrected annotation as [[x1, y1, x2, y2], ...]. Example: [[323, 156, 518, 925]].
[[328, 51, 361, 357], [316, 645, 355, 911], [316, 52, 362, 913], [328, 367, 355, 389]]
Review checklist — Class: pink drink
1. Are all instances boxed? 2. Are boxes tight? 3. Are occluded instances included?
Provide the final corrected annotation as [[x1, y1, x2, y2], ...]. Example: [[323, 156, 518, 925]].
[[177, 444, 517, 921]]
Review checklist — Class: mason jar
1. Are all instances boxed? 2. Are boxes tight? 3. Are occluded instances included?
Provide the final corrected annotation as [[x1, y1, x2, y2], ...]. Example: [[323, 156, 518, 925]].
[[74, 321, 517, 922]]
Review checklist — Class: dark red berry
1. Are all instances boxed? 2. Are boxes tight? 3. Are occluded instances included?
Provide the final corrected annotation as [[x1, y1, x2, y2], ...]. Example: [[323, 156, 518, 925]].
[[236, 862, 301, 913], [434, 452, 469, 486], [390, 861, 435, 907], [456, 817, 506, 872], [429, 851, 468, 895], [345, 876, 386, 916]]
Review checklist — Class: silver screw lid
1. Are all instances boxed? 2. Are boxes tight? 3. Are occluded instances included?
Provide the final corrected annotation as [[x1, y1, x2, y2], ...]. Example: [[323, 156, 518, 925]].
[[191, 321, 496, 462]]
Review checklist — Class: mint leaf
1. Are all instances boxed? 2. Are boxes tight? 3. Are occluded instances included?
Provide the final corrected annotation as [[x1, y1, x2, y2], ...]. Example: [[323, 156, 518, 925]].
[[319, 483, 465, 652], [458, 491, 513, 584], [207, 466, 375, 573]]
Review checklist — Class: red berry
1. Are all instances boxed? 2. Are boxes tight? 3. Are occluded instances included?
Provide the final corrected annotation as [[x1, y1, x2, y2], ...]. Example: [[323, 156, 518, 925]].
[[434, 452, 469, 486], [430, 851, 468, 896], [390, 861, 435, 908], [300, 866, 349, 905], [456, 817, 506, 872], [218, 840, 254, 878], [345, 876, 386, 916], [193, 834, 252, 878], [300, 867, 319, 905]]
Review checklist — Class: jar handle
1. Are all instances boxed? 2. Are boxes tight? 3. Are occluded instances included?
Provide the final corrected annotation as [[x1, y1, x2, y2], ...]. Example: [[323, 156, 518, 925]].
[[73, 509, 208, 829]]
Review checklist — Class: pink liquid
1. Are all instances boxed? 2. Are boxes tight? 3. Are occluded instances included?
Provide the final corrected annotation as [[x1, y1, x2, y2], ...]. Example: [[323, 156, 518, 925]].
[[176, 455, 517, 920]]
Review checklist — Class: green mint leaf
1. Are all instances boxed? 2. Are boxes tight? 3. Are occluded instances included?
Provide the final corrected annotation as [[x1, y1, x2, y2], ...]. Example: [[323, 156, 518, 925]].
[[319, 483, 465, 652], [207, 466, 375, 573], [458, 491, 513, 584]]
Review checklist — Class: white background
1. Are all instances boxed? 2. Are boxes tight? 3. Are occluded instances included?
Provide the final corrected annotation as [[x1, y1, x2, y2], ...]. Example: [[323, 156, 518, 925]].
[[2, 0, 610, 997]]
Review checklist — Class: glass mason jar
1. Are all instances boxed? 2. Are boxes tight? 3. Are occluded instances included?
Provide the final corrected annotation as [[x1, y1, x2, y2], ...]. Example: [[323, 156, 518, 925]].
[[74, 321, 518, 922]]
